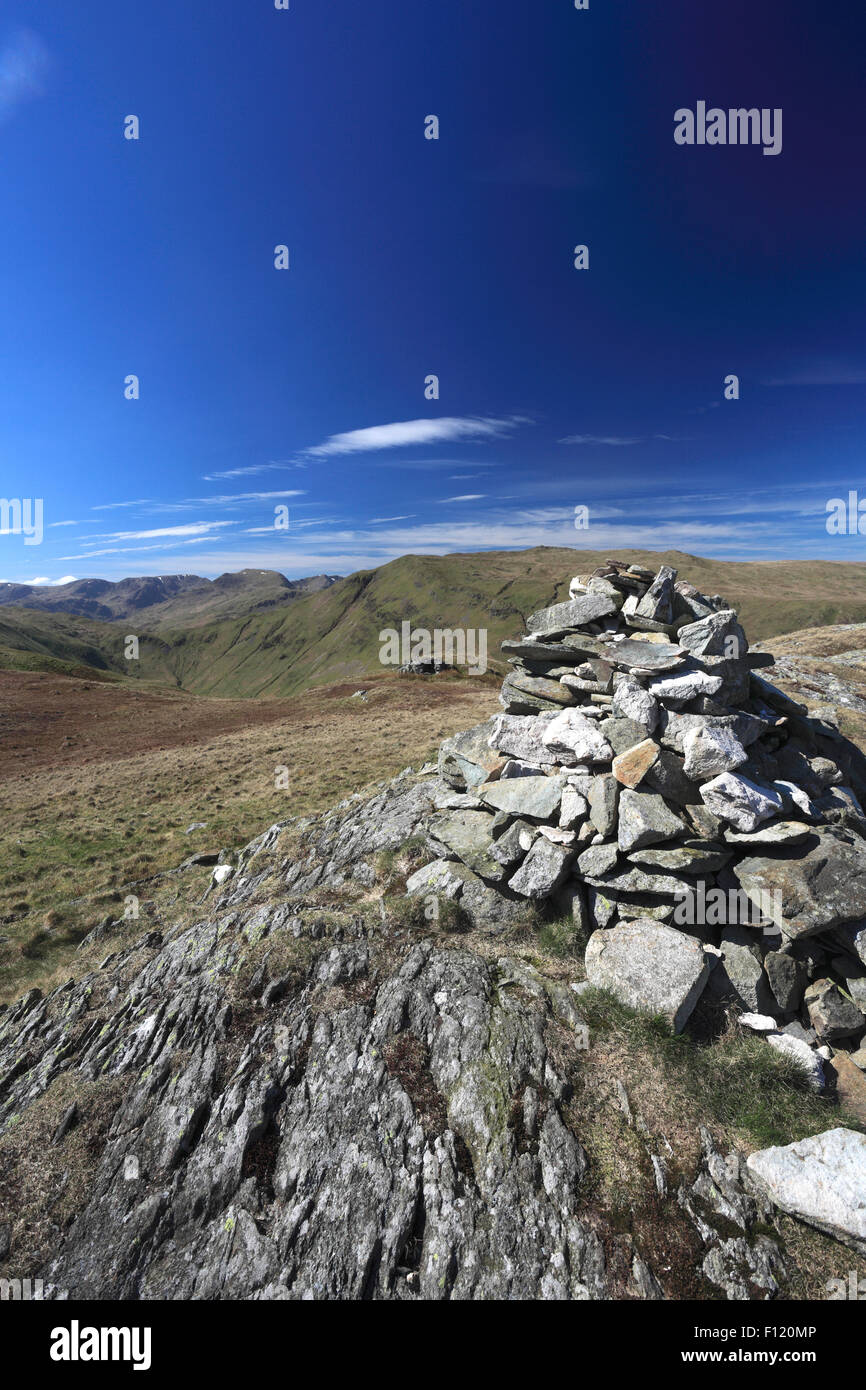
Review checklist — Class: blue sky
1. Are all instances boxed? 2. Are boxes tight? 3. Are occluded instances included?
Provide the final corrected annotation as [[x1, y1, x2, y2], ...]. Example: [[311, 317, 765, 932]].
[[2, 0, 866, 585]]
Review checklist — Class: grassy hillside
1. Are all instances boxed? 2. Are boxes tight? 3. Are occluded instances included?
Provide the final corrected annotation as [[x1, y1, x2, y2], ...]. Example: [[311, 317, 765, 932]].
[[0, 669, 496, 1002], [5, 548, 866, 695], [135, 548, 866, 697], [0, 609, 178, 685]]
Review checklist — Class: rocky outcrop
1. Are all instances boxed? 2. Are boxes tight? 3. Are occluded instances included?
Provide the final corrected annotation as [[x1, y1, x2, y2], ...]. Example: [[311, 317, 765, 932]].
[[1, 560, 865, 1300]]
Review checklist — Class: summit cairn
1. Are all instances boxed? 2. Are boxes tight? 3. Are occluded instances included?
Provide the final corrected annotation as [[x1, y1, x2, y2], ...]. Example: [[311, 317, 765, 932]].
[[423, 560, 866, 1054]]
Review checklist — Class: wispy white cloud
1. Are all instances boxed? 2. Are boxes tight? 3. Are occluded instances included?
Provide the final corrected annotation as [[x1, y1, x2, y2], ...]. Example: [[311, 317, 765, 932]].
[[92, 498, 154, 511], [91, 491, 306, 514], [88, 522, 237, 543], [0, 29, 51, 124], [559, 433, 683, 447], [198, 490, 306, 505], [438, 494, 485, 503], [242, 517, 343, 534], [370, 456, 501, 473], [560, 434, 643, 446], [304, 416, 529, 458], [201, 462, 306, 481], [763, 364, 866, 387], [58, 539, 214, 560]]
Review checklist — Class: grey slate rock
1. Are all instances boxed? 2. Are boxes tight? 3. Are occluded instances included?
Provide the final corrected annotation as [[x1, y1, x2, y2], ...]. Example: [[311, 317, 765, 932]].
[[488, 712, 560, 765], [708, 927, 773, 1014], [527, 595, 618, 635], [501, 638, 575, 662], [588, 773, 619, 835], [644, 748, 702, 806], [599, 716, 648, 756], [617, 789, 687, 853], [427, 810, 507, 882], [678, 610, 748, 659], [541, 709, 615, 763], [584, 919, 710, 1032], [682, 724, 748, 780], [581, 863, 694, 899], [733, 827, 866, 941], [479, 776, 562, 822], [490, 820, 534, 872], [500, 672, 577, 707], [602, 638, 685, 673], [509, 838, 576, 899], [764, 951, 807, 1013], [700, 773, 784, 833], [747, 1129, 866, 1255], [723, 821, 812, 848], [634, 565, 677, 625], [611, 676, 659, 732], [803, 978, 866, 1041], [405, 858, 478, 900], [627, 842, 732, 875], [577, 842, 620, 878], [438, 718, 505, 790]]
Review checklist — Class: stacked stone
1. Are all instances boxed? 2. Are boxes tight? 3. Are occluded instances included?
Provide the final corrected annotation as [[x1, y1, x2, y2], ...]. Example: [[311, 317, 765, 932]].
[[411, 561, 866, 1073]]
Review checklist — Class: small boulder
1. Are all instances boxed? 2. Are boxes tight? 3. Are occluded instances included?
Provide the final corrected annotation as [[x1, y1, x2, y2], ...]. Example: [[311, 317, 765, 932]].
[[764, 950, 807, 1013], [612, 738, 660, 789], [509, 838, 575, 899], [439, 717, 507, 789], [678, 610, 748, 659], [734, 828, 866, 941], [699, 772, 784, 833], [764, 1032, 825, 1088], [541, 709, 614, 764], [479, 776, 562, 822], [682, 724, 748, 780], [617, 789, 687, 853], [584, 919, 710, 1033], [746, 1129, 866, 1254], [611, 677, 659, 732], [527, 594, 618, 635], [804, 978, 866, 1042]]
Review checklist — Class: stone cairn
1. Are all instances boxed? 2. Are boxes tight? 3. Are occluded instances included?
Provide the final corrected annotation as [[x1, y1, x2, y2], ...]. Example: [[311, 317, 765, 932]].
[[412, 560, 866, 1078]]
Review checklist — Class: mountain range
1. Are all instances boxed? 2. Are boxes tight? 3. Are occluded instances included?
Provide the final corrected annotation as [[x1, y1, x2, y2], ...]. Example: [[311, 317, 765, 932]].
[[3, 549, 866, 696], [0, 570, 340, 626]]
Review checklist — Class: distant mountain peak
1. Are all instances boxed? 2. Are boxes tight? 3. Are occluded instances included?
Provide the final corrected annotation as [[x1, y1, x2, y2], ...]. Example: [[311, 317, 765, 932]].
[[0, 569, 341, 624]]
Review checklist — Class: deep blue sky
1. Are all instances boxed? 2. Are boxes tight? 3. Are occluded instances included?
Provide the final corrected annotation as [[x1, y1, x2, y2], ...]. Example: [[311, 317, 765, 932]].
[[2, 0, 866, 584]]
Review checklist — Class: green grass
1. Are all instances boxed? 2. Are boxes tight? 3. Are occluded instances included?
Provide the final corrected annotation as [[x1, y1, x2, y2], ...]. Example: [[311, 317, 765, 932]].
[[578, 985, 862, 1151], [384, 892, 469, 934], [535, 911, 586, 959], [0, 678, 497, 1004], [6, 547, 866, 696]]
